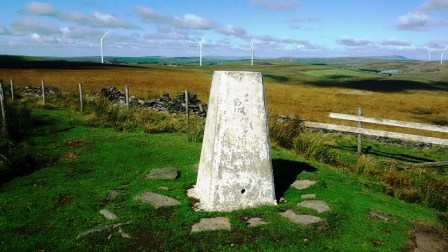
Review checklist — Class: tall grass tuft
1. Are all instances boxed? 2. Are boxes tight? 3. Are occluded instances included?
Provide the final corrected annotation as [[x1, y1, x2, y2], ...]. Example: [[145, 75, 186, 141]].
[[268, 116, 304, 148], [292, 132, 338, 164]]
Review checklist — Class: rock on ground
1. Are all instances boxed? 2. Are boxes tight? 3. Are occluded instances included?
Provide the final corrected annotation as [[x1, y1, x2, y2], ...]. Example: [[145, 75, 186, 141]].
[[191, 217, 231, 233], [280, 210, 325, 225], [247, 217, 269, 227], [301, 194, 316, 199], [147, 167, 179, 180], [100, 209, 118, 220], [291, 180, 316, 190], [134, 191, 181, 209], [298, 200, 330, 213]]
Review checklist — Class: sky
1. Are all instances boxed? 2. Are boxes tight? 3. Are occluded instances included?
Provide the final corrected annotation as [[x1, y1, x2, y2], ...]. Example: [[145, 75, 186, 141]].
[[0, 0, 447, 60]]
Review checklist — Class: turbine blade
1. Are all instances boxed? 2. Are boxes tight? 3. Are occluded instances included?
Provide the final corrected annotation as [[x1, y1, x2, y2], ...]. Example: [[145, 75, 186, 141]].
[[101, 31, 110, 39]]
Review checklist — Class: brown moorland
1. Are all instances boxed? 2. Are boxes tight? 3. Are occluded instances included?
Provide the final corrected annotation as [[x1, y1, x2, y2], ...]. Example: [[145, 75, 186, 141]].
[[1, 59, 447, 138]]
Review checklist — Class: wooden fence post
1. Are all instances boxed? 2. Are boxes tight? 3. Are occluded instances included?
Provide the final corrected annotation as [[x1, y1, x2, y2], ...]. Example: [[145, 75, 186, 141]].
[[185, 90, 189, 123], [125, 85, 129, 108], [357, 107, 363, 156], [79, 83, 83, 112], [10, 79, 14, 101], [41, 80, 46, 106], [0, 80, 7, 136]]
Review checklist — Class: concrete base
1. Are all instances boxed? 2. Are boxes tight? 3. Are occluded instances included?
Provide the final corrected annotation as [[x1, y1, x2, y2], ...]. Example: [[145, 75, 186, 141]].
[[195, 71, 276, 211]]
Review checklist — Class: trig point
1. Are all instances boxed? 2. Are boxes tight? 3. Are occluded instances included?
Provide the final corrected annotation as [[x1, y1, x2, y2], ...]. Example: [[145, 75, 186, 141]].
[[194, 71, 276, 211]]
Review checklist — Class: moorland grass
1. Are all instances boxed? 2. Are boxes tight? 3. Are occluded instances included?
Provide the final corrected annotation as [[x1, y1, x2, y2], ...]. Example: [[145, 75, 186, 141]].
[[0, 107, 443, 251]]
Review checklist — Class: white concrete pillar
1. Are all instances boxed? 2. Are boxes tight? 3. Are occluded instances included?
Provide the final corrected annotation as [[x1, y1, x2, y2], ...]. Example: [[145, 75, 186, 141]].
[[195, 71, 276, 211]]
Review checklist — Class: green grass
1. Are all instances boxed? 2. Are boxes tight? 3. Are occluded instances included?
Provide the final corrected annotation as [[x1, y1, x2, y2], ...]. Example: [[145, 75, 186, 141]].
[[0, 107, 444, 251]]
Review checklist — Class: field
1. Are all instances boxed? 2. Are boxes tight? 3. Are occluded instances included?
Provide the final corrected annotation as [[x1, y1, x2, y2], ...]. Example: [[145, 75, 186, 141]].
[[1, 57, 447, 137], [0, 57, 447, 251], [0, 107, 446, 251]]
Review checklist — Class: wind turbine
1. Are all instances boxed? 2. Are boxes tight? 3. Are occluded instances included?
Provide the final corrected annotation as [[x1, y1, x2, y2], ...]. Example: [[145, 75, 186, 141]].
[[441, 47, 447, 65], [425, 46, 431, 62], [199, 38, 205, 66], [249, 38, 255, 66], [99, 31, 109, 64]]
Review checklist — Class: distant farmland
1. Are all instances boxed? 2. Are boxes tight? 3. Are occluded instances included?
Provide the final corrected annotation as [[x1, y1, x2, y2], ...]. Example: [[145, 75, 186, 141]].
[[1, 57, 447, 137]]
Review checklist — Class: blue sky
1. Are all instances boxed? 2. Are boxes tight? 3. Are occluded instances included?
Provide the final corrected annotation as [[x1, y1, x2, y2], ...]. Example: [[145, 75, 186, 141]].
[[0, 0, 447, 60]]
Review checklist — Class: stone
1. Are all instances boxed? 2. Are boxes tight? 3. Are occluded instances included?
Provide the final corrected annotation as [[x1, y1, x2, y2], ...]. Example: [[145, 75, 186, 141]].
[[77, 221, 133, 239], [106, 189, 126, 200], [147, 167, 178, 180], [99, 209, 117, 220], [298, 200, 330, 213], [134, 191, 181, 209], [301, 194, 316, 199], [369, 209, 393, 222], [247, 217, 269, 227], [291, 180, 316, 190], [191, 217, 231, 233], [195, 71, 276, 211], [280, 210, 325, 225]]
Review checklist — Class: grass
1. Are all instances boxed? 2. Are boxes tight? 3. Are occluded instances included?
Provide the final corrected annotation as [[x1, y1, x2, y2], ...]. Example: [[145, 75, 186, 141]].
[[0, 106, 446, 251]]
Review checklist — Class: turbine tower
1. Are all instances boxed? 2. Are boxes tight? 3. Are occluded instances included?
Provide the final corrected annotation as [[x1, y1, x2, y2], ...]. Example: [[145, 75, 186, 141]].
[[441, 47, 447, 65], [199, 38, 205, 66], [249, 38, 255, 66], [426, 47, 431, 62], [99, 31, 109, 64]]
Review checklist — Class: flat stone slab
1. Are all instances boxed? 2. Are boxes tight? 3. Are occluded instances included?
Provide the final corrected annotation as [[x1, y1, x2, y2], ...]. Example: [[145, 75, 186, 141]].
[[298, 200, 330, 213], [247, 217, 268, 227], [99, 209, 117, 220], [291, 180, 316, 190], [301, 194, 316, 200], [134, 191, 181, 209], [147, 167, 179, 179], [280, 210, 325, 225], [369, 209, 393, 222], [191, 217, 231, 233]]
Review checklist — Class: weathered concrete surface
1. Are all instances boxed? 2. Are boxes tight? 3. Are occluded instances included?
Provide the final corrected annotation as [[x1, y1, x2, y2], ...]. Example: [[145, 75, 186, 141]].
[[195, 71, 276, 211], [191, 217, 231, 233]]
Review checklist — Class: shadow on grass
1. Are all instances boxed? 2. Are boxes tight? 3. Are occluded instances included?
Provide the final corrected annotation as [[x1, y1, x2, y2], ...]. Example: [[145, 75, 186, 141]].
[[272, 159, 317, 201], [264, 74, 290, 83], [304, 79, 448, 92], [336, 145, 436, 163]]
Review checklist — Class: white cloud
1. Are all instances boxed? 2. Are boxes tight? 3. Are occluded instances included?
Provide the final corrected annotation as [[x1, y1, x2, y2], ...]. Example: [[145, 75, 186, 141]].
[[23, 1, 57, 16], [22, 2, 137, 29], [419, 0, 448, 11], [336, 36, 374, 46], [396, 12, 429, 31], [10, 19, 60, 36], [172, 14, 215, 30], [250, 0, 298, 10], [135, 6, 169, 23], [381, 39, 411, 47], [136, 6, 214, 30], [217, 25, 247, 37]]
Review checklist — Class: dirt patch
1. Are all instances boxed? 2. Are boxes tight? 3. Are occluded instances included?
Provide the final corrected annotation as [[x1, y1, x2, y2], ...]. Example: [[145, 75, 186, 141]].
[[133, 229, 166, 250], [59, 151, 81, 161], [407, 222, 448, 252], [67, 139, 87, 148], [56, 192, 73, 207]]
